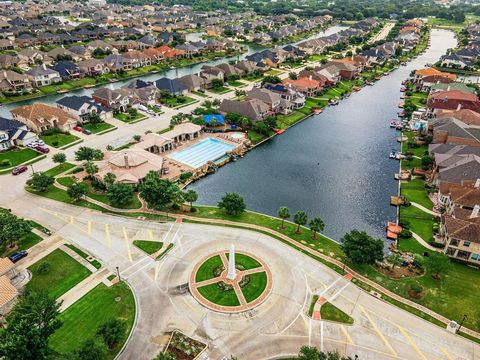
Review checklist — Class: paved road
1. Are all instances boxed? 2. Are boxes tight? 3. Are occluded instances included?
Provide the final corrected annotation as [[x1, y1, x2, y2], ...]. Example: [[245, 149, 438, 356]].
[[3, 192, 480, 360]]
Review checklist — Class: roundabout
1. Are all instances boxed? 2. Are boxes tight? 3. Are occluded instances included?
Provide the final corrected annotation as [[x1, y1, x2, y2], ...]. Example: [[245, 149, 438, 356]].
[[189, 246, 273, 313]]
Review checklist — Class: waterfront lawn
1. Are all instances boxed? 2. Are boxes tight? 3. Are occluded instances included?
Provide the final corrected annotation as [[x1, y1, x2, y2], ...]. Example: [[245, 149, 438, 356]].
[[197, 283, 240, 306], [83, 122, 115, 134], [320, 302, 354, 324], [27, 248, 92, 299], [160, 95, 196, 108], [193, 206, 343, 258], [226, 252, 262, 270], [195, 254, 223, 282], [247, 130, 271, 145], [43, 162, 75, 177], [0, 148, 38, 168], [276, 110, 309, 129], [40, 132, 79, 148], [49, 282, 135, 359], [133, 240, 163, 255], [400, 205, 434, 242], [401, 179, 433, 210], [64, 244, 101, 269], [241, 271, 267, 303]]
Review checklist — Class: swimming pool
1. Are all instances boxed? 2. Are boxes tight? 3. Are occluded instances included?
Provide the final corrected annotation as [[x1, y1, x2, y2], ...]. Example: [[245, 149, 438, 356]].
[[167, 138, 235, 169]]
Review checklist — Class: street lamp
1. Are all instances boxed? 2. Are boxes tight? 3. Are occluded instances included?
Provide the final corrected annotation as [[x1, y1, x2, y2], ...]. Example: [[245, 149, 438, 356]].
[[458, 314, 468, 333], [116, 266, 121, 282]]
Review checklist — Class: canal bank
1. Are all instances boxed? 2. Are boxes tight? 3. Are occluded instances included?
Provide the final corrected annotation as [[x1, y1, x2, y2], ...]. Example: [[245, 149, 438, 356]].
[[189, 29, 457, 242]]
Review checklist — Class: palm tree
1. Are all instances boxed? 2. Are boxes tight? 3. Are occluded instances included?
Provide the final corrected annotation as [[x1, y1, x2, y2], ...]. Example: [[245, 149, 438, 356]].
[[277, 206, 290, 229], [183, 189, 198, 209], [388, 253, 403, 271], [293, 211, 308, 234], [84, 161, 98, 176], [309, 217, 325, 239], [103, 172, 116, 188]]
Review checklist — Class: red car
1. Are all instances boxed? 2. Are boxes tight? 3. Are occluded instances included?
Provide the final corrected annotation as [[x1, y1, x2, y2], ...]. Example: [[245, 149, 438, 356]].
[[73, 126, 83, 132], [35, 145, 50, 154], [12, 166, 28, 175]]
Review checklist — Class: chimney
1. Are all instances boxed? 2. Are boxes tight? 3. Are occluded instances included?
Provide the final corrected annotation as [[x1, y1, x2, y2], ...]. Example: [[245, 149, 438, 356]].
[[475, 179, 480, 188], [457, 103, 462, 111], [471, 204, 480, 219], [124, 153, 129, 169]]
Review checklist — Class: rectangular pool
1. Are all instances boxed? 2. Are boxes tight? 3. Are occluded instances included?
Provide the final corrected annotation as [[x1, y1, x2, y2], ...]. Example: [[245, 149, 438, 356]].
[[167, 138, 235, 169]]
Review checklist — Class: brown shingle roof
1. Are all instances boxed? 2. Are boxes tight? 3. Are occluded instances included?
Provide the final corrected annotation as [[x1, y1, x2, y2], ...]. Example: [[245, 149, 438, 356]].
[[0, 275, 18, 307]]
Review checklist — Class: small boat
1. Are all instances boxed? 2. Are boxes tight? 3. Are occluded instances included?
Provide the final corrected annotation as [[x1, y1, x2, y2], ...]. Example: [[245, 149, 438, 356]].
[[395, 153, 406, 160], [56, 89, 69, 94], [312, 108, 323, 114], [352, 86, 361, 91], [390, 120, 400, 128], [398, 111, 405, 117], [329, 99, 339, 106], [400, 95, 405, 99], [389, 150, 397, 159], [400, 87, 406, 92], [401, 80, 406, 85], [170, 66, 175, 69], [398, 102, 404, 108]]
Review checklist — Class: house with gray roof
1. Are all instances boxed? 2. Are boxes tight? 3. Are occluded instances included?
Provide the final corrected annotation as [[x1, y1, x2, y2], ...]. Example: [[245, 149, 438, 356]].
[[56, 95, 113, 122], [25, 64, 61, 87], [0, 117, 37, 150]]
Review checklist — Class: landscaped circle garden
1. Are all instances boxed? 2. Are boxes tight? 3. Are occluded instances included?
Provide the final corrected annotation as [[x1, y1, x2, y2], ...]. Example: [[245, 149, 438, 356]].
[[189, 250, 272, 313]]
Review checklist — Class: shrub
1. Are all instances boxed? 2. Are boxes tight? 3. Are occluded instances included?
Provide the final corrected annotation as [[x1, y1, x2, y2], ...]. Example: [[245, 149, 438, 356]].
[[427, 241, 445, 249], [399, 229, 412, 238], [410, 283, 423, 294], [179, 172, 192, 182], [1, 159, 11, 166], [38, 262, 50, 274], [52, 141, 59, 147]]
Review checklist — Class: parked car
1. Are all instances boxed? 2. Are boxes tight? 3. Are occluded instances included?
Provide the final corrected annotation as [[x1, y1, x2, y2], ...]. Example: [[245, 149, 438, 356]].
[[82, 129, 92, 135], [9, 250, 28, 263], [11, 166, 28, 175], [73, 126, 83, 132], [35, 145, 50, 154], [197, 88, 205, 93], [253, 82, 261, 88]]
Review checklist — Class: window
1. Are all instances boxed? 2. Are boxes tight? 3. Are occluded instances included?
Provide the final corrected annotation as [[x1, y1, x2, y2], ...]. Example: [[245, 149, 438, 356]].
[[464, 241, 471, 247], [471, 253, 480, 262]]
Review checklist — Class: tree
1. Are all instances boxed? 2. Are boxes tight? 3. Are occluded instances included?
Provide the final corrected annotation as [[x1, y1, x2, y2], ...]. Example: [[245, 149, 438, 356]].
[[26, 172, 54, 192], [84, 161, 99, 176], [421, 155, 433, 170], [133, 134, 141, 142], [183, 189, 198, 209], [293, 211, 308, 234], [107, 183, 134, 208], [264, 115, 277, 129], [211, 78, 224, 89], [153, 352, 176, 360], [74, 339, 106, 360], [218, 192, 246, 216], [288, 72, 297, 80], [170, 113, 187, 127], [97, 319, 126, 349], [278, 206, 290, 229], [67, 182, 88, 201], [262, 75, 281, 84], [86, 113, 103, 125], [52, 152, 66, 164], [297, 346, 352, 360], [341, 230, 384, 265], [388, 253, 403, 270], [0, 291, 61, 360], [0, 209, 31, 248], [103, 172, 116, 188], [139, 171, 180, 210], [426, 252, 453, 280], [75, 147, 103, 161], [309, 217, 325, 239]]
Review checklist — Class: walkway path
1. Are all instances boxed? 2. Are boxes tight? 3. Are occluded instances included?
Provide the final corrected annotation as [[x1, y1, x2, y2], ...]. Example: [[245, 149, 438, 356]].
[[411, 201, 439, 216], [15, 234, 65, 271], [58, 267, 110, 311], [411, 232, 442, 252]]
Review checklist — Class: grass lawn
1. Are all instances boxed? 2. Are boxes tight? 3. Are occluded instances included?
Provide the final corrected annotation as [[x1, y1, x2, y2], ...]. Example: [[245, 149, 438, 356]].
[[243, 73, 264, 82], [64, 244, 101, 269], [195, 254, 223, 282], [43, 162, 75, 177], [27, 248, 91, 299], [265, 69, 282, 76], [40, 132, 79, 148], [197, 283, 240, 306], [133, 240, 163, 255], [247, 130, 267, 144], [1, 231, 42, 257], [160, 95, 196, 108], [241, 271, 267, 303], [209, 87, 231, 95], [308, 295, 319, 317], [82, 122, 115, 134], [320, 302, 353, 324], [49, 282, 135, 359], [113, 112, 146, 123], [156, 243, 173, 260], [226, 252, 261, 269], [401, 179, 433, 210], [228, 80, 247, 87], [192, 90, 209, 98], [0, 148, 38, 169], [276, 110, 309, 129], [400, 205, 435, 242]]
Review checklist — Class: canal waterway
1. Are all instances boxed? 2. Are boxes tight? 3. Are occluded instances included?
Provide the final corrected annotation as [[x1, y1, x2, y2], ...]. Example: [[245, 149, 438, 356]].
[[0, 25, 346, 118], [189, 29, 457, 242]]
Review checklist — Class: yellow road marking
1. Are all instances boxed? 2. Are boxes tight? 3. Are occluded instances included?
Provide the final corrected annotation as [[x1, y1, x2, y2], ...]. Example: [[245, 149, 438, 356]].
[[122, 226, 133, 262], [340, 325, 354, 345], [398, 326, 427, 360], [441, 347, 454, 360], [359, 305, 398, 358], [87, 220, 92, 235], [104, 224, 111, 248], [70, 216, 74, 224]]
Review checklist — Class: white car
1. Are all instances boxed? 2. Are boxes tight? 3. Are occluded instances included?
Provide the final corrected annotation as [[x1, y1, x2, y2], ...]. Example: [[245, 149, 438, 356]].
[[253, 82, 261, 88]]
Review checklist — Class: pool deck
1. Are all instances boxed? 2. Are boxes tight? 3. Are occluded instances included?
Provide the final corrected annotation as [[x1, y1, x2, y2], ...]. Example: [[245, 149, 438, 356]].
[[162, 132, 247, 180]]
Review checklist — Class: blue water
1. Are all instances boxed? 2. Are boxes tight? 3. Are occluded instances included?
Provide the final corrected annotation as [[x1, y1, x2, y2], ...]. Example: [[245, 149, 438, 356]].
[[168, 138, 235, 168]]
